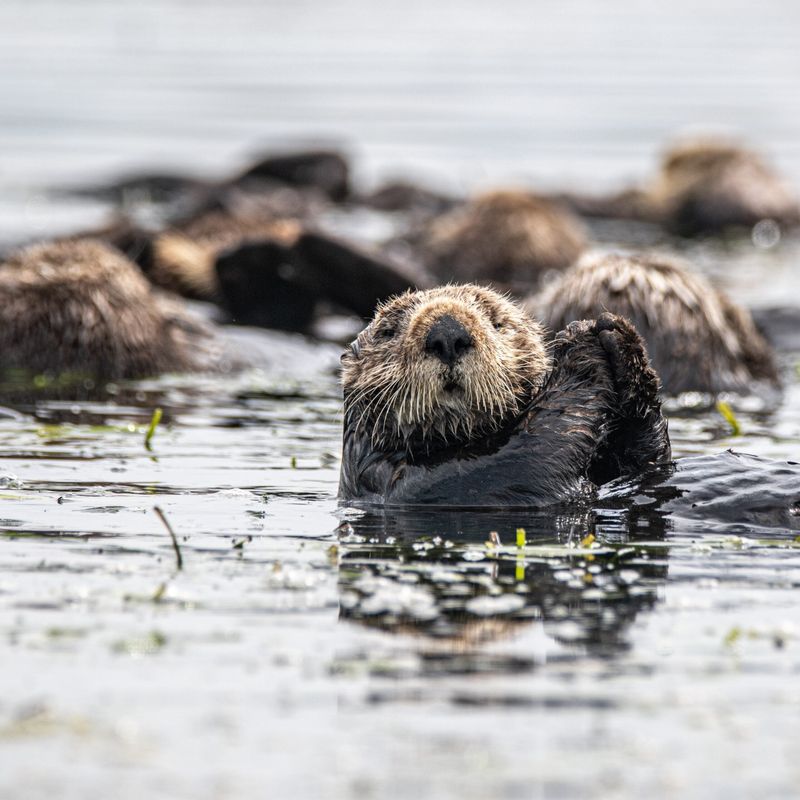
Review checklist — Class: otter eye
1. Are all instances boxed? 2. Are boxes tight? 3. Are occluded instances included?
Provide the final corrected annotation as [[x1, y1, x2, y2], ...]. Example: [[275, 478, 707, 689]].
[[493, 321, 504, 330], [377, 327, 396, 340]]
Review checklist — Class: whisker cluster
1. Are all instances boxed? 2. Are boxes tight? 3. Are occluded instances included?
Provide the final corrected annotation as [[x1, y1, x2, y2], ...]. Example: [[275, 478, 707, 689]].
[[341, 284, 550, 454]]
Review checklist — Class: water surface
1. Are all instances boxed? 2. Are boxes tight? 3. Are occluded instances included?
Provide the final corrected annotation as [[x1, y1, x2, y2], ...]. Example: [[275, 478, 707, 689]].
[[2, 2, 800, 798]]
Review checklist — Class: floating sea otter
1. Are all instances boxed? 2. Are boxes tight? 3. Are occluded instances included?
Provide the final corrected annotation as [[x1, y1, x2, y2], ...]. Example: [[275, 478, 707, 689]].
[[557, 138, 800, 236], [0, 239, 213, 382], [149, 211, 302, 301], [339, 284, 670, 506], [420, 190, 587, 291], [530, 252, 780, 396], [97, 210, 415, 333]]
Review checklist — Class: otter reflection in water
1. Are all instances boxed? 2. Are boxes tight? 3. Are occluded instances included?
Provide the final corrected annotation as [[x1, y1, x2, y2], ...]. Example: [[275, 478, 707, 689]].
[[337, 506, 671, 658], [337, 451, 800, 658]]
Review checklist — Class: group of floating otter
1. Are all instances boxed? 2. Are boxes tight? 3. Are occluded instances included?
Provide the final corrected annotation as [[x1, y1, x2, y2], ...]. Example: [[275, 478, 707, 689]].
[[2, 136, 799, 516]]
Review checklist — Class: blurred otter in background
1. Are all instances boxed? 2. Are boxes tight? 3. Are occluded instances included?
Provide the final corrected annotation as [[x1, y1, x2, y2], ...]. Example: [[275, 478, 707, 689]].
[[150, 211, 302, 300], [531, 251, 780, 396], [68, 149, 351, 304], [558, 138, 800, 236], [654, 139, 799, 235], [0, 239, 213, 381], [232, 149, 351, 201], [419, 190, 587, 292], [360, 179, 459, 216], [95, 213, 416, 333], [215, 231, 415, 331], [65, 148, 351, 211]]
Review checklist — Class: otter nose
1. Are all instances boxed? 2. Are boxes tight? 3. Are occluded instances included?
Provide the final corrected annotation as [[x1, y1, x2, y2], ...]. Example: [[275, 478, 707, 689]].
[[424, 315, 473, 366]]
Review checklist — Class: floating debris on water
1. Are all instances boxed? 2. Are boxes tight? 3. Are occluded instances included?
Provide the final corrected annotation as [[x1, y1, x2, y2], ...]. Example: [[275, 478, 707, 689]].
[[112, 630, 168, 656], [144, 407, 163, 451], [716, 400, 742, 436], [153, 505, 183, 571]]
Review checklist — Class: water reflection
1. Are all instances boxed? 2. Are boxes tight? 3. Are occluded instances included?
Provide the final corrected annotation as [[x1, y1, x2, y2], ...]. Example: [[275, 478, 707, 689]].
[[337, 507, 670, 661]]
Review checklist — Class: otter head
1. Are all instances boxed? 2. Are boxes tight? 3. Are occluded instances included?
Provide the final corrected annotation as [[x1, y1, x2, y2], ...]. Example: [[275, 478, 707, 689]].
[[342, 284, 550, 453]]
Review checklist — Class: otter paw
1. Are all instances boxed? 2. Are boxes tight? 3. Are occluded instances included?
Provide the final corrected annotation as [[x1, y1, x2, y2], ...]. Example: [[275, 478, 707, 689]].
[[594, 312, 661, 413]]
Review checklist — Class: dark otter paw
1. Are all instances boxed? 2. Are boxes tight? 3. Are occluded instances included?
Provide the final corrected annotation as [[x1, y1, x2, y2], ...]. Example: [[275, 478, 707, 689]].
[[588, 313, 671, 482], [594, 312, 662, 415]]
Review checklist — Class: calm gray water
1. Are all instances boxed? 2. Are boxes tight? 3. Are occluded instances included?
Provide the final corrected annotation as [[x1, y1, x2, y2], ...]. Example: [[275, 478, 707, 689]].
[[1, 2, 800, 799]]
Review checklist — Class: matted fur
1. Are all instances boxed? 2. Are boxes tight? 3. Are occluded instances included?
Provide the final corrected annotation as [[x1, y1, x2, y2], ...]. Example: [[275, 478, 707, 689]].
[[342, 284, 549, 452], [422, 190, 587, 289], [0, 239, 210, 380], [532, 251, 779, 395], [151, 212, 301, 299]]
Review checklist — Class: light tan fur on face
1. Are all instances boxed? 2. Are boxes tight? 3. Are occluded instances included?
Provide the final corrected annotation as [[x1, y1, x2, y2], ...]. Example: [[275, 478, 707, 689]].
[[342, 284, 549, 451]]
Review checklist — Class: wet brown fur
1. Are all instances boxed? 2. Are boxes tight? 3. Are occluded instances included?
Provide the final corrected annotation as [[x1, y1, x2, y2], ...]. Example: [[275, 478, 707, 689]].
[[557, 138, 799, 235], [651, 139, 799, 234], [0, 239, 211, 380], [422, 190, 587, 290], [151, 212, 301, 299], [340, 285, 671, 505], [342, 284, 550, 453], [532, 251, 779, 395]]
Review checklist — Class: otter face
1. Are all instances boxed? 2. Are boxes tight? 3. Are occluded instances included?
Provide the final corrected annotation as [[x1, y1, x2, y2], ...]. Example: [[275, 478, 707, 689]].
[[342, 284, 549, 452]]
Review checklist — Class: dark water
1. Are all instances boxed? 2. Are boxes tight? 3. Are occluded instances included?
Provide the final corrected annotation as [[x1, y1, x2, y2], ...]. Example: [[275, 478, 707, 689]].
[[2, 2, 800, 799]]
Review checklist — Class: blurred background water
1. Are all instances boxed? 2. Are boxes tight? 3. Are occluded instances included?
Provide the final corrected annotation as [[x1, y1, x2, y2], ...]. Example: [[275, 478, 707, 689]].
[[1, 2, 800, 799]]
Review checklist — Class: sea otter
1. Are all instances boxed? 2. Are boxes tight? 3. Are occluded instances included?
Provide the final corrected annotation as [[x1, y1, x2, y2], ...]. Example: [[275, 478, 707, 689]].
[[361, 179, 458, 216], [339, 284, 670, 507], [556, 138, 799, 236], [420, 190, 587, 291], [233, 149, 351, 201], [0, 239, 213, 382], [653, 139, 799, 235], [149, 211, 302, 300], [211, 232, 410, 331], [64, 149, 351, 209], [531, 252, 780, 396]]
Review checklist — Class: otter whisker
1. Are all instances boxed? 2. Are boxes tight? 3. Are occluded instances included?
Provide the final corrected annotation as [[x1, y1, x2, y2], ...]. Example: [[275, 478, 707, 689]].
[[366, 383, 401, 443]]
